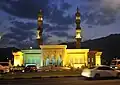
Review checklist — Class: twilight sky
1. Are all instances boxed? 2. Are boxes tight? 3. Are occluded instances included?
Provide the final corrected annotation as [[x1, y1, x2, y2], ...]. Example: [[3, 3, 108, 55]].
[[0, 0, 120, 48]]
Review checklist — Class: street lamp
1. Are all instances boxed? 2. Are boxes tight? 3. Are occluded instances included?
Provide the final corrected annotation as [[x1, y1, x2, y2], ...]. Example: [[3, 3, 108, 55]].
[[30, 47, 32, 49]]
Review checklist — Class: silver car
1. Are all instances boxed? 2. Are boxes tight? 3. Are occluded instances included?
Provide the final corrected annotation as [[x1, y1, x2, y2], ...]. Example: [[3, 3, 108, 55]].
[[81, 65, 120, 79]]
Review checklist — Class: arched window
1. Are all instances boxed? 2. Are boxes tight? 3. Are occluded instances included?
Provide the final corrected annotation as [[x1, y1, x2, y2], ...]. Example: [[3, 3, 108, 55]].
[[51, 56, 56, 65], [57, 55, 62, 66], [46, 57, 50, 66]]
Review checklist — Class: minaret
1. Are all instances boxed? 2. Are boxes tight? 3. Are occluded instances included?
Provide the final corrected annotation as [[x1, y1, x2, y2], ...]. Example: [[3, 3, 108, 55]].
[[75, 7, 81, 49], [36, 10, 43, 45]]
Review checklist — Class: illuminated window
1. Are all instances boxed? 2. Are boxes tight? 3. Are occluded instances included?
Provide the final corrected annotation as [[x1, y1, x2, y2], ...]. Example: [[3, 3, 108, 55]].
[[92, 58, 94, 62], [38, 17, 43, 21], [76, 17, 80, 20], [76, 32, 81, 38], [76, 30, 81, 38], [36, 31, 40, 39]]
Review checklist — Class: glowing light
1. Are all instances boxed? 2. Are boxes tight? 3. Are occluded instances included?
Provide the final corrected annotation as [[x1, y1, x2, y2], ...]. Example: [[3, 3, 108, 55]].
[[36, 30, 40, 39], [12, 51, 23, 66], [76, 16, 80, 20], [76, 30, 81, 38], [30, 47, 32, 49], [38, 17, 43, 21]]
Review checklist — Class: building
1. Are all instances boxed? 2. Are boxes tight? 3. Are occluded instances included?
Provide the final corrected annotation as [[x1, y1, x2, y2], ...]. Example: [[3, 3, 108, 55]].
[[12, 8, 102, 68]]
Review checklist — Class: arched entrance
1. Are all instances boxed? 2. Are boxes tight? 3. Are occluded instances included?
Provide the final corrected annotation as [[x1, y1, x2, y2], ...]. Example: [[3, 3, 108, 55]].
[[40, 45, 67, 67], [57, 55, 62, 66]]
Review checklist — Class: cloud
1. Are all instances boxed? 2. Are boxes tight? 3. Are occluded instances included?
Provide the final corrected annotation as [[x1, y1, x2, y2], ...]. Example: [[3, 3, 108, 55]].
[[81, 18, 120, 41], [1, 0, 73, 25], [46, 35, 68, 44], [65, 0, 120, 26], [0, 0, 50, 19], [51, 31, 68, 37], [45, 25, 71, 32], [0, 0, 120, 48], [12, 21, 37, 31], [101, 0, 120, 10]]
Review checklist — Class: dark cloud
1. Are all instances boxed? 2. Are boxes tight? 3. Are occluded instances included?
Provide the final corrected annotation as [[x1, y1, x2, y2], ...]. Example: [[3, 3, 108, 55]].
[[12, 21, 37, 30], [8, 16, 16, 21], [68, 35, 74, 39], [42, 33, 52, 43], [3, 33, 19, 40], [60, 2, 72, 10], [1, 0, 73, 25], [3, 27, 34, 41], [1, 0, 50, 19], [43, 23, 50, 31], [45, 25, 71, 32], [51, 31, 68, 37], [78, 0, 118, 25], [84, 10, 116, 25]]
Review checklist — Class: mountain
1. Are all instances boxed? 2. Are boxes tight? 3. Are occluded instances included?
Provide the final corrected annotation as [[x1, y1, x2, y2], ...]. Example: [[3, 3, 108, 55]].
[[60, 34, 120, 62]]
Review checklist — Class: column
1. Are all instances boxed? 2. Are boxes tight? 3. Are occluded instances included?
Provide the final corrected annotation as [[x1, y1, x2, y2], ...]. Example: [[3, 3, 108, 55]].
[[95, 52, 102, 66], [40, 49, 43, 67]]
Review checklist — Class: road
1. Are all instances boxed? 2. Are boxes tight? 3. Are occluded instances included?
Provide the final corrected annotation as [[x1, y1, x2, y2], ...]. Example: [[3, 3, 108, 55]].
[[0, 77, 120, 85], [2, 71, 81, 78]]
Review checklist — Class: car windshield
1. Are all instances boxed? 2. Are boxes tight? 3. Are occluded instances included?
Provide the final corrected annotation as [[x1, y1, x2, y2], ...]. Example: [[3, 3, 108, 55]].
[[27, 65, 36, 67], [117, 61, 120, 64], [111, 61, 117, 65]]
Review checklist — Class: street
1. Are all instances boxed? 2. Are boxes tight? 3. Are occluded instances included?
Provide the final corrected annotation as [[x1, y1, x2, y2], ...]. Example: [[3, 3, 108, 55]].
[[1, 71, 81, 79], [0, 77, 120, 85]]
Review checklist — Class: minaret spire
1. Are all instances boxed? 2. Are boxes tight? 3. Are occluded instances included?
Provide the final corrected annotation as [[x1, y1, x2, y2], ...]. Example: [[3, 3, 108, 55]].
[[75, 7, 82, 48], [36, 9, 43, 46], [77, 6, 79, 12]]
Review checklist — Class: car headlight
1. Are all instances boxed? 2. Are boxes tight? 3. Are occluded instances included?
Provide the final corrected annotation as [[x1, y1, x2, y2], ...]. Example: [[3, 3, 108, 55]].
[[115, 67, 118, 69]]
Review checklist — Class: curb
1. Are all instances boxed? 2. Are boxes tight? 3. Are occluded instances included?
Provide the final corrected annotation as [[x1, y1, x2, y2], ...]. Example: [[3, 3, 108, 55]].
[[0, 76, 81, 80]]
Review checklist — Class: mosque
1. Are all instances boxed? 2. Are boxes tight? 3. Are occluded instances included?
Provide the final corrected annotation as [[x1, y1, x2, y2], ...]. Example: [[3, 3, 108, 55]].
[[12, 8, 102, 68]]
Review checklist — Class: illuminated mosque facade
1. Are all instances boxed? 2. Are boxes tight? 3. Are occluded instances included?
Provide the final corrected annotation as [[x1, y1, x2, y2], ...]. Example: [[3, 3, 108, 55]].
[[13, 8, 102, 68]]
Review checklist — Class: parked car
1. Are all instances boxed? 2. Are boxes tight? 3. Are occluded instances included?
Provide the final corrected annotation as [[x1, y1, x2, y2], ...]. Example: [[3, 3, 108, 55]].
[[110, 59, 120, 69], [81, 65, 120, 79], [0, 65, 9, 73], [24, 65, 37, 72]]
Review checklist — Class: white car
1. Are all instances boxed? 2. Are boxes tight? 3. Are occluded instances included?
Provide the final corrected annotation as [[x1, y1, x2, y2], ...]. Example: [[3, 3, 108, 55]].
[[81, 65, 120, 79]]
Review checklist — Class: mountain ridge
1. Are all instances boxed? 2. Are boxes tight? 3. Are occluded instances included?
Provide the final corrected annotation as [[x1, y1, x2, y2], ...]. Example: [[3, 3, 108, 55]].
[[60, 34, 120, 62]]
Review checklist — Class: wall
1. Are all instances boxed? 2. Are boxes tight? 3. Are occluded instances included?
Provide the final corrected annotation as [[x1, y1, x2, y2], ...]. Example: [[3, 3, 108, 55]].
[[15, 47, 102, 68], [12, 51, 23, 66], [40, 45, 67, 66], [66, 49, 89, 68], [22, 49, 42, 67]]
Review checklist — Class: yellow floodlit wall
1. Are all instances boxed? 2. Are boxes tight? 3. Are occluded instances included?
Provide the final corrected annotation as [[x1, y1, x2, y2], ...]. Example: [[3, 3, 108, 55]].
[[95, 52, 102, 66], [66, 49, 89, 68], [13, 46, 102, 68], [12, 51, 23, 66], [40, 45, 67, 66]]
